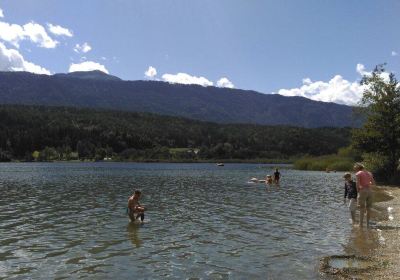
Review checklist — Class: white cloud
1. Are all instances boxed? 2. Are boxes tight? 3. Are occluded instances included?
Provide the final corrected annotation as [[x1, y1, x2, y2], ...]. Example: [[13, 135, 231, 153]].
[[144, 66, 157, 78], [0, 21, 58, 48], [47, 23, 73, 37], [392, 51, 398, 56], [0, 8, 4, 18], [74, 42, 91, 53], [277, 74, 365, 105], [0, 21, 25, 47], [22, 22, 58, 48], [69, 61, 108, 73], [278, 64, 393, 105], [0, 42, 50, 74], [216, 77, 234, 88], [162, 72, 213, 87], [356, 63, 370, 76]]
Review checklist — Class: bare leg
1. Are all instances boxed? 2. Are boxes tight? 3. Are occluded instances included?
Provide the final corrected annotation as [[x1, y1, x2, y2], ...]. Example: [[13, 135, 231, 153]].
[[359, 208, 365, 227], [129, 213, 136, 222], [366, 208, 371, 228], [350, 211, 356, 225]]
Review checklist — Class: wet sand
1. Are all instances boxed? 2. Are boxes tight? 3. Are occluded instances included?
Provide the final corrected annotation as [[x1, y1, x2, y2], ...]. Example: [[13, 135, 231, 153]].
[[322, 186, 400, 279]]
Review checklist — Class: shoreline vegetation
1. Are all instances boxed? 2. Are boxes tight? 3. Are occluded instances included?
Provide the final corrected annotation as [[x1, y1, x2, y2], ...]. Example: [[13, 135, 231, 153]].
[[293, 155, 354, 172], [2, 158, 295, 164], [293, 146, 359, 172]]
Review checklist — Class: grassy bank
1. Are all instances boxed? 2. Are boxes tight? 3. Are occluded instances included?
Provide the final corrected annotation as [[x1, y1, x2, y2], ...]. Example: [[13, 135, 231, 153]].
[[293, 155, 354, 171]]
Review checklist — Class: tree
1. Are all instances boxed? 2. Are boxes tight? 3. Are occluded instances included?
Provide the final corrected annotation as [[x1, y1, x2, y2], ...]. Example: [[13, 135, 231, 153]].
[[39, 147, 59, 161], [0, 149, 11, 162], [352, 65, 400, 182], [32, 150, 40, 161]]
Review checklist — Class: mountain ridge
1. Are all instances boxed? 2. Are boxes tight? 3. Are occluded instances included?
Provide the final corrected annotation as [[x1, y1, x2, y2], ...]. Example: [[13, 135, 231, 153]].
[[0, 71, 359, 128]]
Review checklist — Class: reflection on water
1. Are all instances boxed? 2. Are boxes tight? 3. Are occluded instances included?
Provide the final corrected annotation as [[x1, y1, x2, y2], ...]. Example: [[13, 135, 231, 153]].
[[329, 257, 372, 269], [344, 227, 381, 256], [127, 222, 142, 248], [0, 162, 361, 279]]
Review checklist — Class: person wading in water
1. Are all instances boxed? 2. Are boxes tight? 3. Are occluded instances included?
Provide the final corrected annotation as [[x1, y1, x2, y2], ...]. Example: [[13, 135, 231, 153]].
[[354, 163, 375, 228], [127, 190, 146, 222]]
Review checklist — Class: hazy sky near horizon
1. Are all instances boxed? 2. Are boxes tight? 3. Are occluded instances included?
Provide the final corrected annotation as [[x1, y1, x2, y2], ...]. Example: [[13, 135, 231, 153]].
[[0, 0, 399, 105]]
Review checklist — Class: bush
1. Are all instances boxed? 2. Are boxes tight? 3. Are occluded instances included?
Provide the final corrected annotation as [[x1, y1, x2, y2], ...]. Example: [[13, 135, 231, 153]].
[[294, 155, 354, 171], [361, 152, 400, 184]]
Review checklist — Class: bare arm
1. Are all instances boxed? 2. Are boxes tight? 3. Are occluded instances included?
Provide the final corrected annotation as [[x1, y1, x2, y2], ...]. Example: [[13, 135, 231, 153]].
[[370, 172, 376, 186], [128, 197, 135, 210]]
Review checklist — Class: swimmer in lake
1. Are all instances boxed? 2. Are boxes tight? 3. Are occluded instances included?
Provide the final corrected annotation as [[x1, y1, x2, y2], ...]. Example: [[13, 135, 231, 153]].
[[127, 190, 146, 222], [266, 175, 273, 185], [274, 168, 281, 184]]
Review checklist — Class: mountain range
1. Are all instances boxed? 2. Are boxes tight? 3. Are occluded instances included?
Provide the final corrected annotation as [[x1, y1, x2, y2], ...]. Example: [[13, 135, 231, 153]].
[[0, 71, 359, 128]]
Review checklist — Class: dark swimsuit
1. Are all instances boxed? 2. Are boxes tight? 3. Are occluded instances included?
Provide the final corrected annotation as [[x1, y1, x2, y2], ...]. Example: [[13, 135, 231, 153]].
[[274, 171, 280, 181]]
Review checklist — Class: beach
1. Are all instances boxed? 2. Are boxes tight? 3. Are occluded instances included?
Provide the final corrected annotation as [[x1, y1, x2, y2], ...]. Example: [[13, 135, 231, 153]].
[[322, 186, 400, 279]]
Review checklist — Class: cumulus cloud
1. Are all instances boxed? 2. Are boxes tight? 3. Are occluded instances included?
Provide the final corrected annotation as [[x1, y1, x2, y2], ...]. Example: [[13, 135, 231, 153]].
[[392, 51, 398, 57], [69, 61, 108, 73], [162, 72, 213, 87], [47, 23, 73, 37], [144, 66, 157, 78], [278, 75, 364, 105], [74, 42, 91, 53], [0, 42, 50, 74], [0, 8, 4, 18], [0, 21, 58, 48], [0, 21, 25, 47], [278, 64, 395, 105], [23, 22, 58, 48], [216, 77, 234, 88]]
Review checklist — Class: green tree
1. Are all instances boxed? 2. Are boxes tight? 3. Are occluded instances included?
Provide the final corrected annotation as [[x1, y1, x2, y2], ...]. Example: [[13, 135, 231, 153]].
[[32, 150, 40, 161], [39, 147, 59, 161], [352, 65, 400, 182]]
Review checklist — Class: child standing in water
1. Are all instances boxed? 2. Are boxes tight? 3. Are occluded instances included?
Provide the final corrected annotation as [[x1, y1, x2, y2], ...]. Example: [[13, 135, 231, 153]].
[[343, 173, 358, 225]]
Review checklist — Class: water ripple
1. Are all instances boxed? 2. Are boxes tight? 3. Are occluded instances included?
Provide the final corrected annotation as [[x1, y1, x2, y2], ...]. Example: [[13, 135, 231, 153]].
[[0, 163, 349, 279]]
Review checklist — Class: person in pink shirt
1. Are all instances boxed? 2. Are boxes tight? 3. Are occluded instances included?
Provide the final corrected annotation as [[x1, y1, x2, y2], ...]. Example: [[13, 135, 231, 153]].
[[354, 163, 376, 228]]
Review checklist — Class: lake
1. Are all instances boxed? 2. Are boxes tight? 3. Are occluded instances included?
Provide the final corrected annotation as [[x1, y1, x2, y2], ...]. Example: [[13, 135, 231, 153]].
[[0, 162, 352, 279]]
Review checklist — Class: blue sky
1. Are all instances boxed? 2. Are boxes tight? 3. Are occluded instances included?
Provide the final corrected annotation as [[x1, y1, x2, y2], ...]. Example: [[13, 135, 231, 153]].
[[0, 0, 399, 105]]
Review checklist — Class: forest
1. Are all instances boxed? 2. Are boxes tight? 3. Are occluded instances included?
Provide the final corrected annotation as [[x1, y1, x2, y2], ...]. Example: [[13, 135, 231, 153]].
[[0, 105, 352, 162]]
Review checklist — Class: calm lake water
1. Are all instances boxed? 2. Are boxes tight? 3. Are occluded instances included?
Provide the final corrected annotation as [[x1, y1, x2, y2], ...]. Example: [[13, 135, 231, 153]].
[[0, 162, 352, 279]]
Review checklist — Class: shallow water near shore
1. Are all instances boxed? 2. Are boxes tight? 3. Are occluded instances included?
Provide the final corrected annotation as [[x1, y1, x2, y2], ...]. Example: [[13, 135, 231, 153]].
[[0, 162, 360, 279]]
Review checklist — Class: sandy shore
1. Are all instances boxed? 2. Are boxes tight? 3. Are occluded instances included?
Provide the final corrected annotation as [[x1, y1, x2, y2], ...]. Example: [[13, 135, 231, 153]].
[[321, 185, 400, 279]]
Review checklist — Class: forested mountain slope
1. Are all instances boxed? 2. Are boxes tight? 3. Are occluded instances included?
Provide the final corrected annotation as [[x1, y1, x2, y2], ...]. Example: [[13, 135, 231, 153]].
[[0, 71, 359, 128]]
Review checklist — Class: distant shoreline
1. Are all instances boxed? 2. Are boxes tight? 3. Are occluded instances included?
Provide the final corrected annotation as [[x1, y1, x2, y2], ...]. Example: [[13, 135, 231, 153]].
[[1, 159, 294, 165]]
